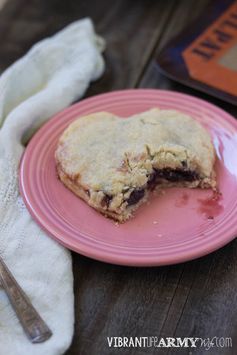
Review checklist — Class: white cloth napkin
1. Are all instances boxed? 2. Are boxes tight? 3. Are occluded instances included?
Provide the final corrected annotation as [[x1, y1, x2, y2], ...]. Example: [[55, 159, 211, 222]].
[[0, 18, 105, 355], [0, 0, 7, 10]]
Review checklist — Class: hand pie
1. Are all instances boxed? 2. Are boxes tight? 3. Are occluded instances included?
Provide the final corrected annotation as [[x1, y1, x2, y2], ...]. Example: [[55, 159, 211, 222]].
[[55, 109, 216, 222]]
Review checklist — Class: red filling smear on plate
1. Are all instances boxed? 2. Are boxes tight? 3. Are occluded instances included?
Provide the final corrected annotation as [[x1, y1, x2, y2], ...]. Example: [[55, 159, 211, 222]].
[[197, 190, 223, 220]]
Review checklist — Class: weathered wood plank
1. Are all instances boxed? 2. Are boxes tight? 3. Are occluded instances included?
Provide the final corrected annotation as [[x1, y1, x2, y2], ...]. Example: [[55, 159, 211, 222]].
[[69, 242, 237, 355], [1, 0, 236, 354], [139, 0, 211, 87], [137, 0, 237, 354], [0, 0, 175, 90]]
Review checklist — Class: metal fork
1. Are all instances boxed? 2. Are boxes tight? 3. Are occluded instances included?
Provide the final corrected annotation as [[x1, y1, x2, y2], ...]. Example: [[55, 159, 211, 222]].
[[0, 255, 52, 343]]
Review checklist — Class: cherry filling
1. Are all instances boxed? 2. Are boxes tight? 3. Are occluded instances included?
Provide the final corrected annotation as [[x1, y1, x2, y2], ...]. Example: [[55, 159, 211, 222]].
[[126, 189, 145, 206], [147, 168, 199, 189], [101, 194, 113, 208], [126, 168, 199, 206], [102, 167, 199, 209]]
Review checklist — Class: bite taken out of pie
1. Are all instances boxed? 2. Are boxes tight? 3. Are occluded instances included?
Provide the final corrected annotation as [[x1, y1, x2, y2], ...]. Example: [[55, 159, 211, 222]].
[[55, 108, 216, 222]]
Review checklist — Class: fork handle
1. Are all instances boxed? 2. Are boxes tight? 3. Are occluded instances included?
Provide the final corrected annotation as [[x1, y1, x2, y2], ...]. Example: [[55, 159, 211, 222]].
[[0, 256, 52, 343]]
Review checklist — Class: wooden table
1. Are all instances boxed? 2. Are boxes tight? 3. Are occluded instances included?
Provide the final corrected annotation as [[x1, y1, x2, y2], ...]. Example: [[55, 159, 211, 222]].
[[1, 1, 236, 354]]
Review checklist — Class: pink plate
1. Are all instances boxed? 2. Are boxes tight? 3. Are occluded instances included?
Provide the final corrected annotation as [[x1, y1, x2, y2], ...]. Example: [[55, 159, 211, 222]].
[[19, 89, 237, 266]]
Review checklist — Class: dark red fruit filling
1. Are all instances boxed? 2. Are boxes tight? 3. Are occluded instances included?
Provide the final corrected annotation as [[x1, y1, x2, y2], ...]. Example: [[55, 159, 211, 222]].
[[101, 194, 113, 207], [147, 168, 199, 189], [126, 189, 145, 206], [103, 167, 199, 209]]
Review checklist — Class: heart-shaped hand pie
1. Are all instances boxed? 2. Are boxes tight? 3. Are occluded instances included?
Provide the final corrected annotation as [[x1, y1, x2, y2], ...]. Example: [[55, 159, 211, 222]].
[[55, 108, 216, 222]]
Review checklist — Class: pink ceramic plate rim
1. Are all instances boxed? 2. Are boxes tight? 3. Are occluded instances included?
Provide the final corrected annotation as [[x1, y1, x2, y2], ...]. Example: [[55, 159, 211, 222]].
[[19, 89, 237, 266]]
